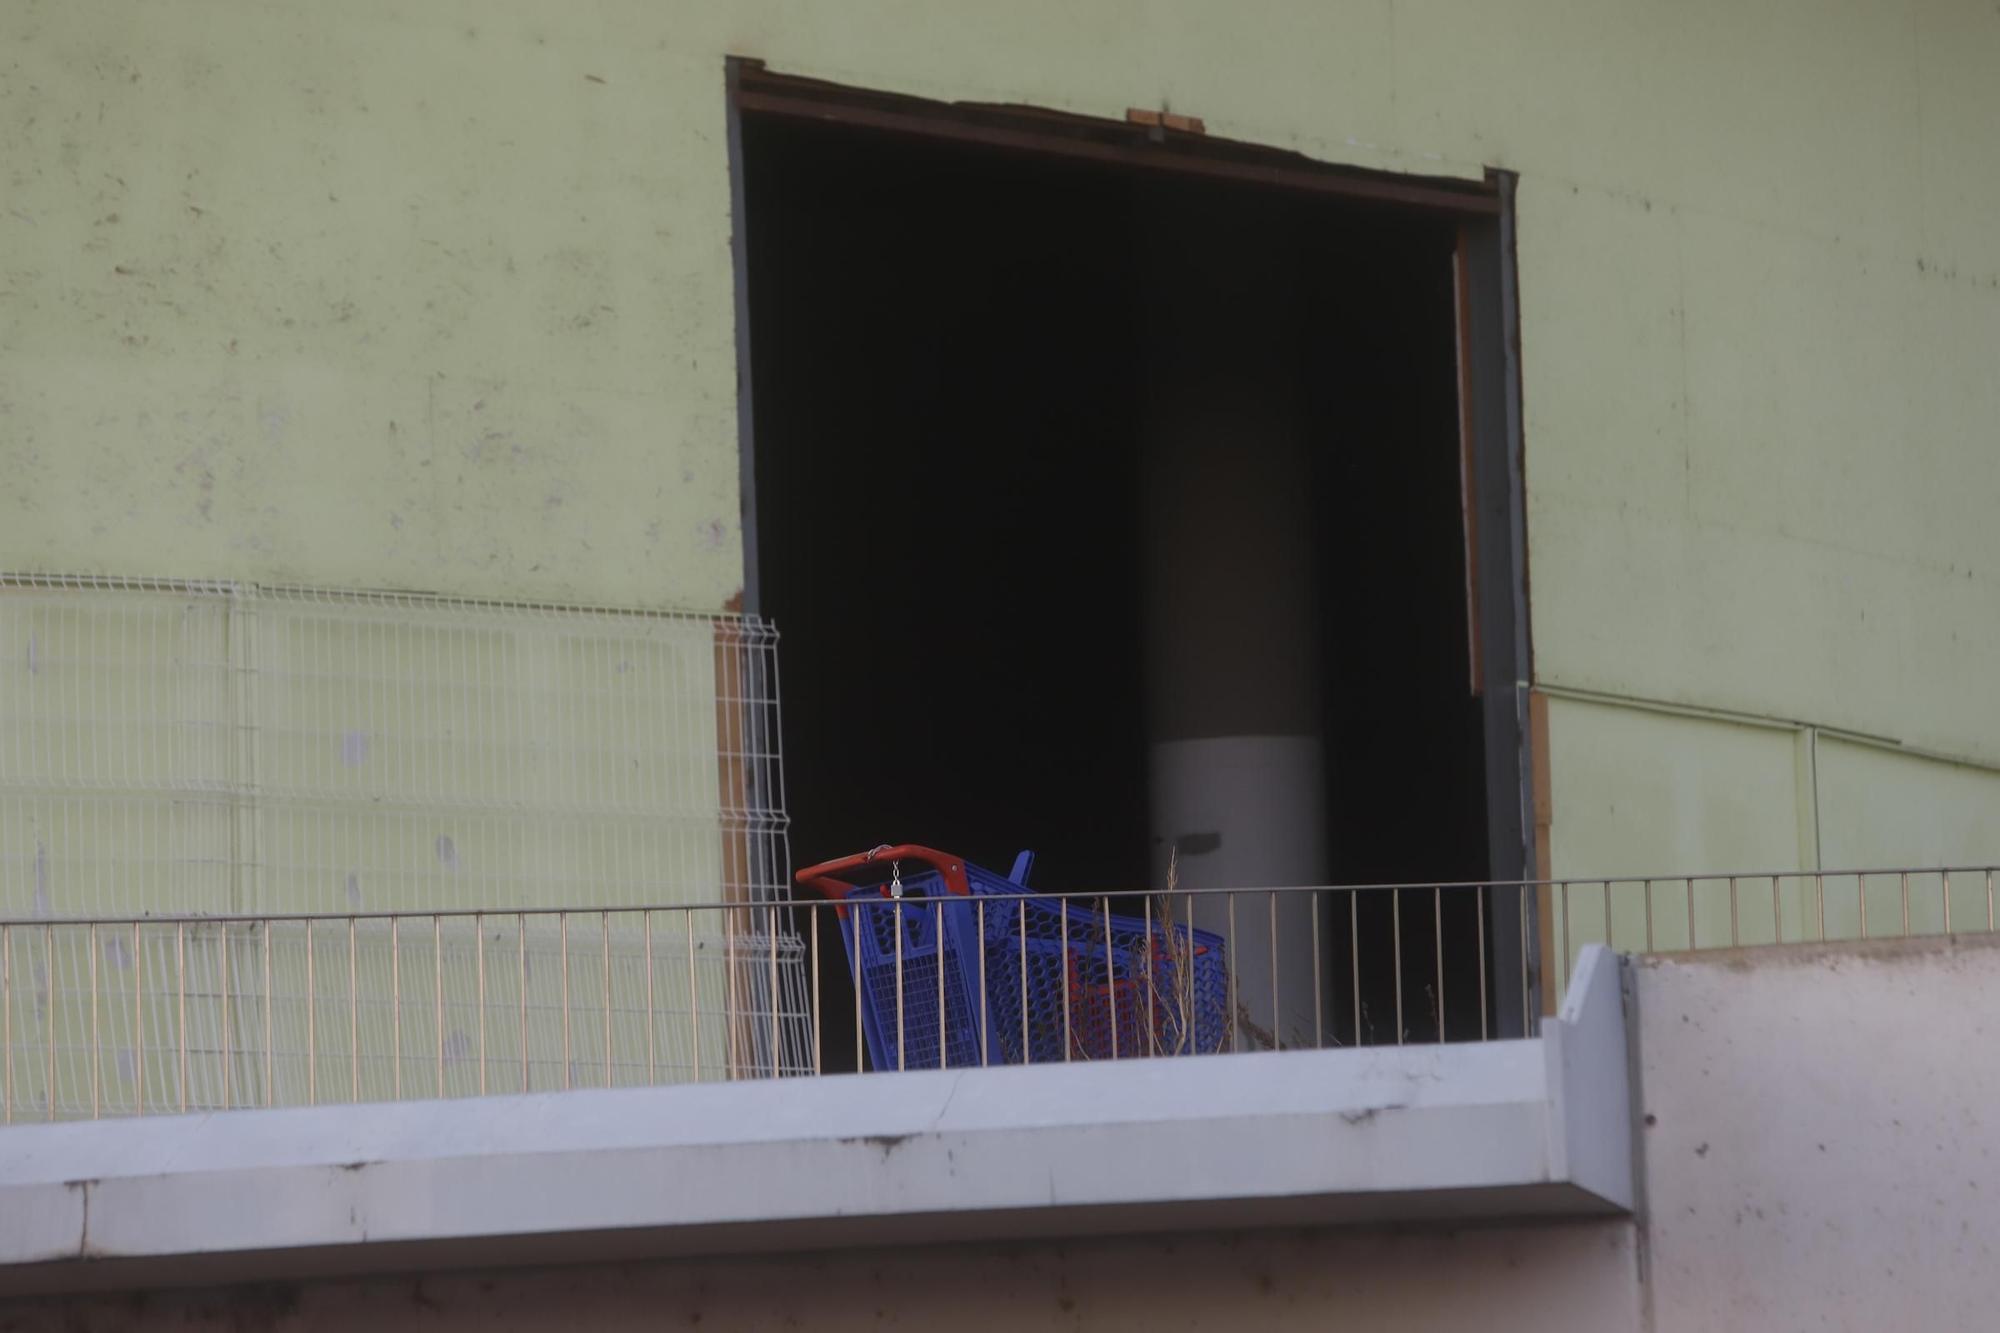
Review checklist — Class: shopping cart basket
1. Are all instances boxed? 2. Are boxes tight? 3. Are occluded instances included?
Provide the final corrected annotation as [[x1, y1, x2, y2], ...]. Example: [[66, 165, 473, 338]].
[[795, 844, 1229, 1071]]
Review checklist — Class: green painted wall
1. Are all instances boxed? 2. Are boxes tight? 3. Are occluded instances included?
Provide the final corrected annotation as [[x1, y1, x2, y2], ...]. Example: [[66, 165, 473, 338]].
[[4, 0, 748, 609], [1542, 695, 2000, 990], [5, 0, 1998, 888]]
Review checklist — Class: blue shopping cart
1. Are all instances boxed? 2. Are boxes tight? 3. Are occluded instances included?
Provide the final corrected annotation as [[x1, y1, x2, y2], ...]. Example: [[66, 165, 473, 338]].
[[795, 844, 1229, 1072]]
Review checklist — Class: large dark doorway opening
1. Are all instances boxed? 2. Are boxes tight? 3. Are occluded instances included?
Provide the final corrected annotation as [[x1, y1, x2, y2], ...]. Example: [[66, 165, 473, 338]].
[[734, 67, 1532, 1063]]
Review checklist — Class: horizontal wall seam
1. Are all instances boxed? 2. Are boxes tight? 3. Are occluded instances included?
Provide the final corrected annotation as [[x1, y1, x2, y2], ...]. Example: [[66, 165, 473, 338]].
[[1531, 683, 2000, 778]]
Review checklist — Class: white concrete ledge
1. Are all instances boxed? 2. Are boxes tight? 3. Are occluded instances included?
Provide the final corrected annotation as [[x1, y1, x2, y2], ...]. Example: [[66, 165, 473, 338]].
[[0, 946, 1632, 1295]]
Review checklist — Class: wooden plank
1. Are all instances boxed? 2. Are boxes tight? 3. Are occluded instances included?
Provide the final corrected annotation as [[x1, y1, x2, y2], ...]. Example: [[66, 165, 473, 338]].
[[1529, 689, 1557, 1016]]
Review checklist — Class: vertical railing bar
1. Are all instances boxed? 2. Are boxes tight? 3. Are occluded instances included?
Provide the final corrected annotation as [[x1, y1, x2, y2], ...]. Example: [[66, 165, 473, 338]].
[[518, 914, 530, 1093], [1184, 890, 1196, 1054], [1773, 875, 1784, 944], [348, 917, 359, 1104], [1729, 876, 1739, 947], [602, 912, 613, 1088], [306, 919, 316, 1106], [470, 908, 486, 1096], [1144, 896, 1157, 1058], [692, 910, 705, 1083], [559, 912, 571, 1091], [1311, 892, 1323, 1050], [1267, 892, 1278, 1053], [1227, 893, 1239, 1054], [894, 897, 906, 1073], [976, 899, 988, 1068], [1520, 884, 1531, 1039], [1476, 885, 1488, 1042], [1435, 885, 1446, 1044], [218, 923, 230, 1112], [1060, 900, 1072, 1063], [1018, 899, 1029, 1067], [1686, 877, 1697, 951], [1988, 869, 1995, 934], [771, 904, 783, 1079], [645, 911, 657, 1085], [1900, 870, 1910, 937], [1560, 881, 1572, 990], [392, 917, 402, 1100], [1860, 874, 1870, 940], [1602, 881, 1613, 952], [176, 921, 187, 1114], [1816, 872, 1826, 940], [3, 923, 11, 1123], [1392, 889, 1403, 1047], [433, 914, 444, 1099], [136, 921, 146, 1116], [1106, 896, 1121, 1063], [260, 922, 270, 1109], [3, 924, 13, 1120], [90, 923, 102, 1118], [808, 906, 822, 1077], [854, 904, 864, 1076], [937, 900, 949, 1071], [47, 925, 60, 1121], [724, 901, 739, 1081], [476, 912, 487, 1097], [1643, 879, 1655, 952], [1350, 890, 1361, 1048], [1942, 870, 1953, 936]]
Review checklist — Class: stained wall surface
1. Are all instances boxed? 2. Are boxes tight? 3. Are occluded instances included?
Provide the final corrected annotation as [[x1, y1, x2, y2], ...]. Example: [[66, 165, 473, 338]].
[[5, 0, 1997, 878]]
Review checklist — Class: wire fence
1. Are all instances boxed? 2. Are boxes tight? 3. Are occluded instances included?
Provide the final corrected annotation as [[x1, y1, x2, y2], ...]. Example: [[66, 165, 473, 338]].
[[0, 573, 790, 920], [0, 573, 807, 1120]]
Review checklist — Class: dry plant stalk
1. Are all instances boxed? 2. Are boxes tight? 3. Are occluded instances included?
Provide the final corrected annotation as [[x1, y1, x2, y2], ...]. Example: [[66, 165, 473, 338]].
[[1133, 848, 1210, 1057]]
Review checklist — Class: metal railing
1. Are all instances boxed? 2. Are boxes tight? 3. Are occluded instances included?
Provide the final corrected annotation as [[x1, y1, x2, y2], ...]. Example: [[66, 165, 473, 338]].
[[2, 866, 1992, 1123], [1545, 865, 2000, 987]]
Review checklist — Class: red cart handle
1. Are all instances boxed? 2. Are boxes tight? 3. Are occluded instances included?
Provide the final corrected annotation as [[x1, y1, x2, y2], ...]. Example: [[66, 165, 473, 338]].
[[794, 844, 971, 911]]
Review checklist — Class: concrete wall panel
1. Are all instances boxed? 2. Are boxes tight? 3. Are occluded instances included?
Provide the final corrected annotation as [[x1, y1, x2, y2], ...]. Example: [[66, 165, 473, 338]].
[[1634, 936, 2000, 1333]]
